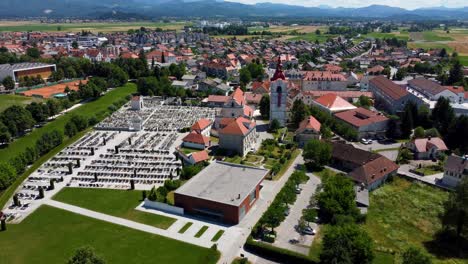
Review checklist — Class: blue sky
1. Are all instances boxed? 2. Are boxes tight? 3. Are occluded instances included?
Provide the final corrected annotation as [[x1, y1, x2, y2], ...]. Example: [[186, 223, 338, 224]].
[[225, 0, 467, 9]]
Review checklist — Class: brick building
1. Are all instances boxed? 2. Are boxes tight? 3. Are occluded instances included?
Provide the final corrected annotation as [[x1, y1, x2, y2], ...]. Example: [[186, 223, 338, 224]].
[[174, 161, 268, 224]]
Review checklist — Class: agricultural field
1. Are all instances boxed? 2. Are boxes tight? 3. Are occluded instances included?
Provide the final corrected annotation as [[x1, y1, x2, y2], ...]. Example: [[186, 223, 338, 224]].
[[0, 94, 43, 112], [0, 21, 188, 33], [288, 33, 335, 43], [0, 205, 219, 264], [407, 28, 468, 65], [53, 188, 176, 229]]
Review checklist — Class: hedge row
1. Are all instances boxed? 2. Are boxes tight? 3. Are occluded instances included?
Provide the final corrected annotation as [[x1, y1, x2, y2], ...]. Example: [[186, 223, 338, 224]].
[[245, 236, 316, 264]]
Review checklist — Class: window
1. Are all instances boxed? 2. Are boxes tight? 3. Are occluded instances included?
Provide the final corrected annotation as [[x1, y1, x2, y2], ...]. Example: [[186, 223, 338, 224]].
[[249, 189, 257, 203], [276, 86, 282, 93]]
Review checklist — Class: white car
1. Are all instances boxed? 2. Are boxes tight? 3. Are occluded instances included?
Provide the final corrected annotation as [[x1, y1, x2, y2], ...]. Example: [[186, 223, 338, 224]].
[[361, 138, 371, 145]]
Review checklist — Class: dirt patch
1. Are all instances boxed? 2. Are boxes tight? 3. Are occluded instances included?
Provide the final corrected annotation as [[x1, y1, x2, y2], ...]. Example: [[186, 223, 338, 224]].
[[409, 32, 424, 41], [21, 80, 87, 98]]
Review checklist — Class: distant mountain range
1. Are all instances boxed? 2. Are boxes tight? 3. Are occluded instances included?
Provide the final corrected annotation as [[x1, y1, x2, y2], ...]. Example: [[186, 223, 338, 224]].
[[0, 0, 467, 20]]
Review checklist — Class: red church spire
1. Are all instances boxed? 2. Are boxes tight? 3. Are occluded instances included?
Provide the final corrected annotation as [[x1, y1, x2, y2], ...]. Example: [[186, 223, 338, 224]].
[[271, 56, 286, 81]]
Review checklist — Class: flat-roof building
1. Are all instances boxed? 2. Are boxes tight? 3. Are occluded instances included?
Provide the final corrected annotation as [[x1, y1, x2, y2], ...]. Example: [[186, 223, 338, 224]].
[[174, 161, 268, 224], [0, 62, 56, 83]]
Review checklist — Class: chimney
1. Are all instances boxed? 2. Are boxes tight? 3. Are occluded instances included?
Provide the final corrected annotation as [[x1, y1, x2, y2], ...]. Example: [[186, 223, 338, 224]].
[[428, 136, 432, 141], [237, 194, 241, 199]]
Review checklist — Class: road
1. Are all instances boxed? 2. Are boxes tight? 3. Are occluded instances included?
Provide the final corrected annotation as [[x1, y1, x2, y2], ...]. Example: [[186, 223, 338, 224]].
[[216, 153, 305, 264], [273, 173, 321, 255]]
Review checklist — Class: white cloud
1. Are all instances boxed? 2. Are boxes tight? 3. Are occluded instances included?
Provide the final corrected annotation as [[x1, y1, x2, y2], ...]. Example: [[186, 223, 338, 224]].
[[226, 0, 467, 9]]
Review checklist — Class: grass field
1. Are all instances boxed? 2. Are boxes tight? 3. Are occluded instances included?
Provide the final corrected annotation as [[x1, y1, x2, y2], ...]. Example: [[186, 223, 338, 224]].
[[0, 83, 137, 208], [195, 226, 209, 238], [422, 31, 454, 42], [460, 56, 468, 66], [0, 21, 188, 32], [211, 230, 224, 242], [0, 94, 43, 112], [53, 187, 176, 229], [364, 32, 410, 41], [364, 178, 465, 263], [179, 222, 193, 234], [0, 205, 219, 264], [289, 33, 335, 43]]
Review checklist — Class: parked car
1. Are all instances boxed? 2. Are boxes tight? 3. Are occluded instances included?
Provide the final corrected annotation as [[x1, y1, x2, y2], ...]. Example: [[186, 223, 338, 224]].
[[303, 227, 316, 235], [284, 207, 290, 216], [289, 238, 299, 244], [361, 138, 370, 145], [295, 187, 302, 194]]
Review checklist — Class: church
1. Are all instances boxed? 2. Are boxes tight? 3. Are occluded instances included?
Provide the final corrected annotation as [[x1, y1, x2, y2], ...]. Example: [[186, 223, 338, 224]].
[[270, 57, 289, 127]]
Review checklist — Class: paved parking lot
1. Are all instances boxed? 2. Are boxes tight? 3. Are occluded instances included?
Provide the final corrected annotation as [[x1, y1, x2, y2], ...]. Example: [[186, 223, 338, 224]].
[[272, 173, 321, 255]]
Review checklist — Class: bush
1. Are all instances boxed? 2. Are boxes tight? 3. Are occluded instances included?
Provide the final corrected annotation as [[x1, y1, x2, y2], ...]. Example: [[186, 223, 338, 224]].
[[164, 179, 182, 191]]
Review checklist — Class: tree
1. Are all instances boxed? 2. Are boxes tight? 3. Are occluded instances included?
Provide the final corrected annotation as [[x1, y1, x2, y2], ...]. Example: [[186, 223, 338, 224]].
[[303, 139, 332, 169], [239, 67, 252, 88], [26, 47, 40, 59], [2, 76, 15, 90], [356, 95, 372, 109], [432, 97, 455, 137], [317, 174, 360, 223], [401, 247, 432, 264], [291, 99, 309, 128], [68, 246, 106, 264], [259, 94, 270, 119], [401, 102, 416, 138], [270, 119, 280, 132], [0, 121, 11, 144], [65, 121, 78, 138], [394, 68, 407, 81], [0, 162, 16, 190], [0, 105, 35, 136], [72, 41, 79, 49], [413, 126, 425, 139], [320, 223, 374, 264], [447, 115, 468, 153], [448, 59, 464, 85], [441, 177, 468, 250]]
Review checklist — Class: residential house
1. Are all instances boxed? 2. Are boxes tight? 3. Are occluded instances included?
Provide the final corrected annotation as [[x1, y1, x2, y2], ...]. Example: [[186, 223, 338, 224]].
[[218, 117, 257, 156], [442, 155, 468, 188], [331, 142, 399, 190], [406, 137, 448, 160], [191, 118, 213, 137], [182, 131, 211, 150], [295, 116, 321, 147]]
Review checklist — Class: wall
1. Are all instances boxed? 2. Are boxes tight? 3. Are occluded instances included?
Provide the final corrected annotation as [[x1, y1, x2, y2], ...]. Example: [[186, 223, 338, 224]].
[[143, 199, 184, 215]]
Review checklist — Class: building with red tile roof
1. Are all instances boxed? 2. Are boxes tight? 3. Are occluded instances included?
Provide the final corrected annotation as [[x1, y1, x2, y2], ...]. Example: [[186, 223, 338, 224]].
[[218, 117, 257, 156], [369, 76, 414, 114], [182, 131, 211, 150], [191, 118, 213, 137], [302, 71, 348, 91], [312, 93, 357, 113], [331, 142, 399, 190], [189, 150, 210, 164], [295, 116, 321, 147], [334, 107, 389, 139], [251, 81, 270, 94], [406, 137, 448, 160]]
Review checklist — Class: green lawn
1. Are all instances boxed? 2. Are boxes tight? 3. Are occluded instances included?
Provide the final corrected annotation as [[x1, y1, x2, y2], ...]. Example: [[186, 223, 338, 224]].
[[211, 230, 224, 242], [422, 31, 454, 42], [195, 226, 209, 238], [53, 187, 176, 229], [0, 84, 137, 208], [364, 32, 410, 41], [0, 94, 43, 112], [180, 146, 201, 154], [289, 33, 335, 43], [407, 42, 454, 53], [460, 56, 468, 67], [179, 222, 193, 234], [414, 165, 443, 176], [373, 252, 395, 264], [364, 178, 460, 263], [0, 205, 219, 264]]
